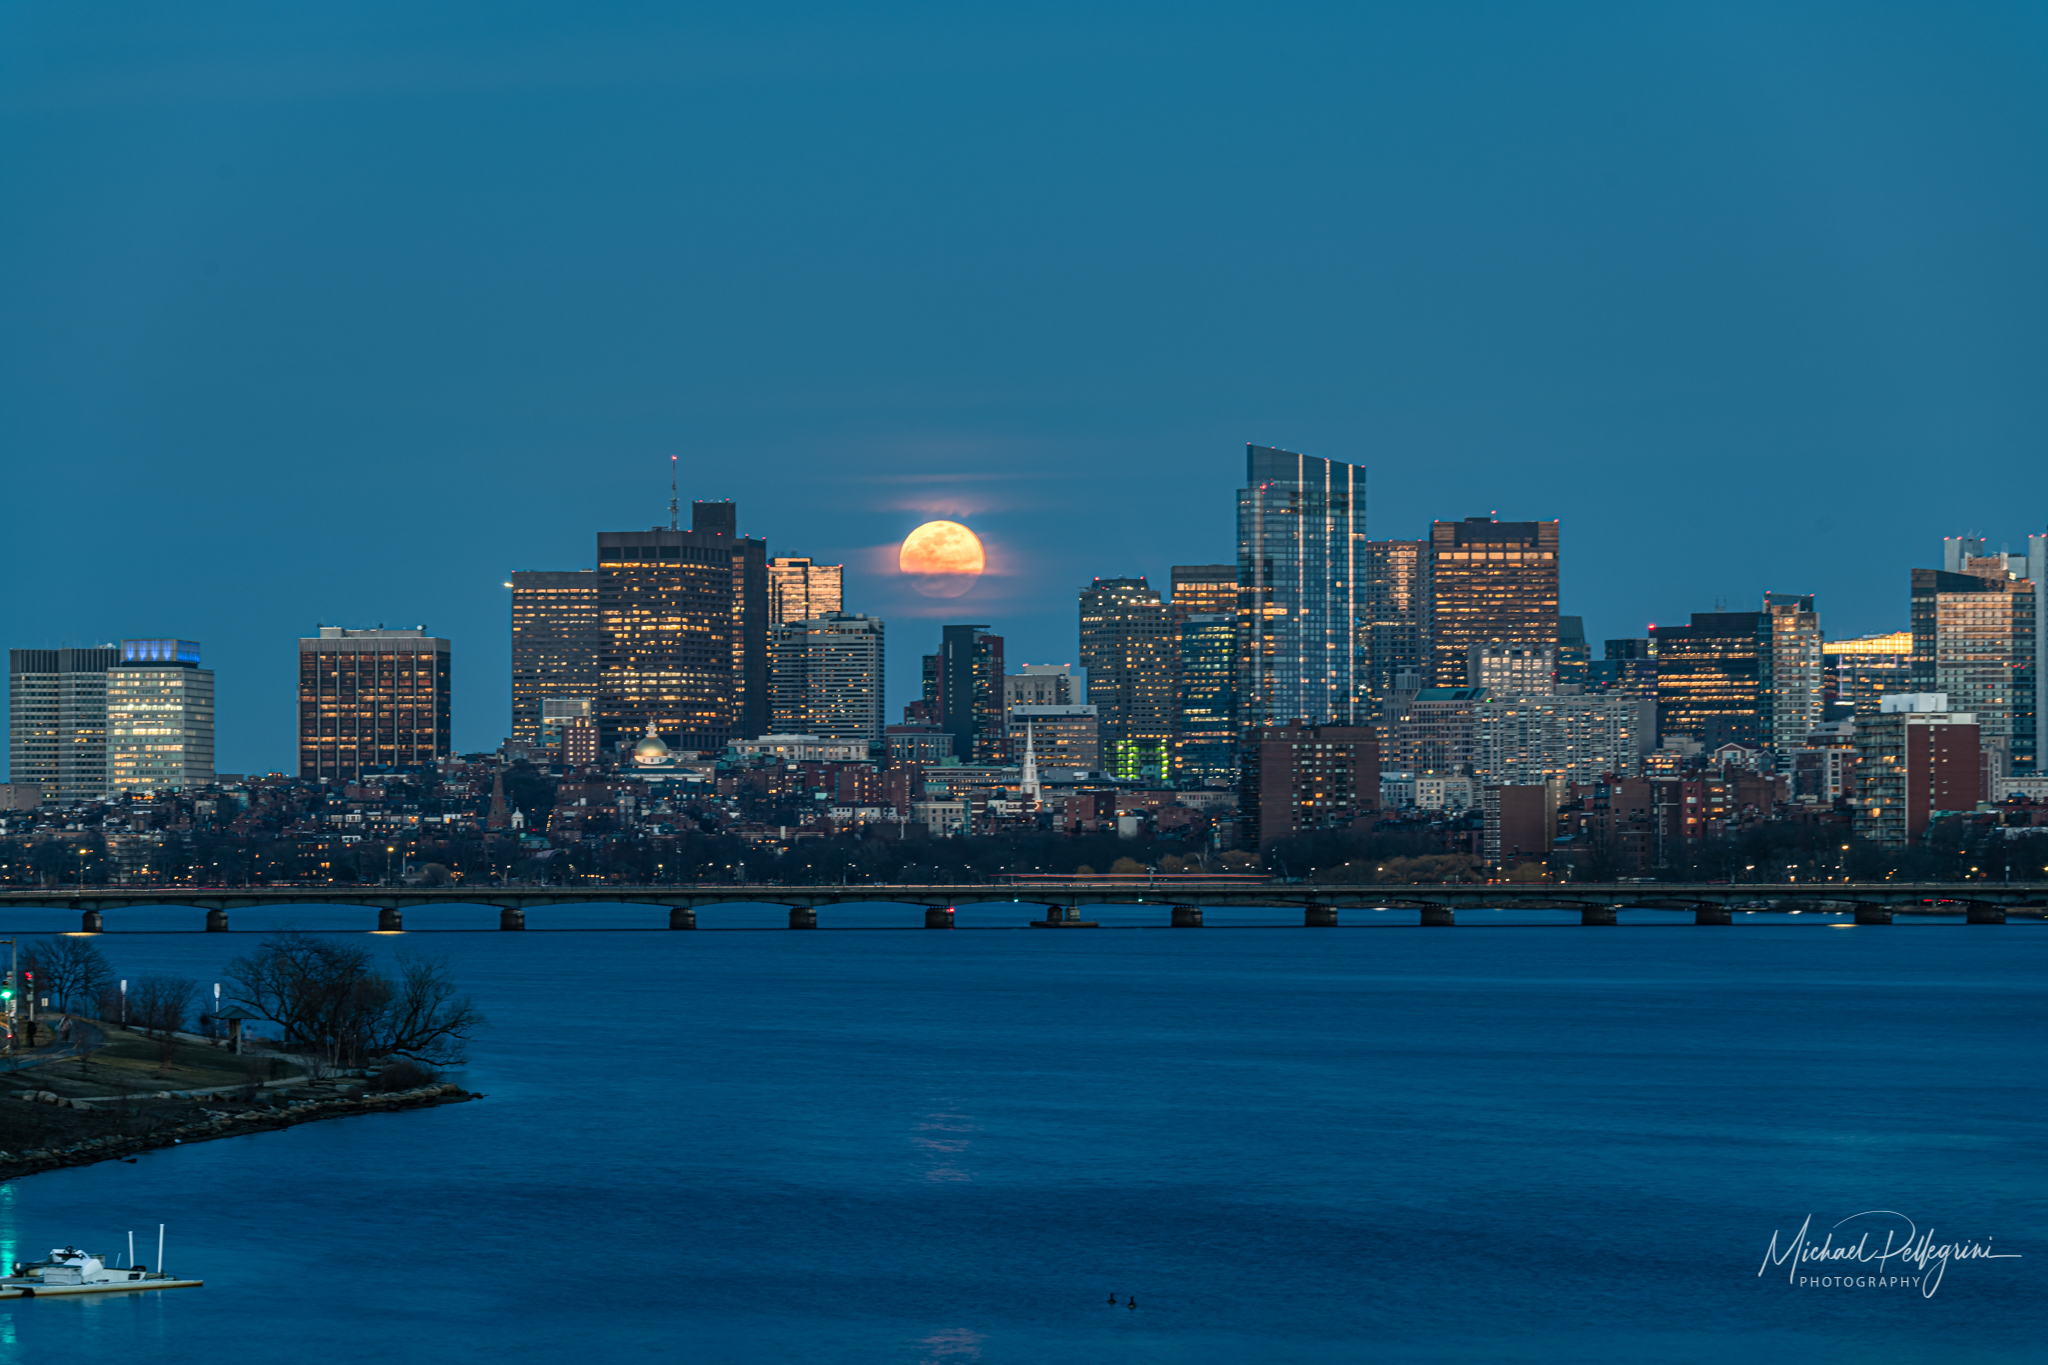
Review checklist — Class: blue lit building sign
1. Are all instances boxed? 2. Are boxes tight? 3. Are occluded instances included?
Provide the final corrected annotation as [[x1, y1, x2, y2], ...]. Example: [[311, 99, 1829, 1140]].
[[122, 639, 201, 665]]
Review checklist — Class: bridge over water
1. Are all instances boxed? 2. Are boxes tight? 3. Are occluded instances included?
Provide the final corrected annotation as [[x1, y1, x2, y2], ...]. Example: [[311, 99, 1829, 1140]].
[[1, 882, 2040, 932]]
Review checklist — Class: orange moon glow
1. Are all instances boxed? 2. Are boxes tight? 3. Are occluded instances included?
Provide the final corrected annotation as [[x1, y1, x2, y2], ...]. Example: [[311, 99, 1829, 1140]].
[[899, 521, 986, 597]]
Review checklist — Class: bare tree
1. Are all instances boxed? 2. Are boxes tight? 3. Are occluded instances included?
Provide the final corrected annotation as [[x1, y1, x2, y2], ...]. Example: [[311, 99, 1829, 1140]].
[[223, 932, 484, 1069], [130, 976, 197, 1039], [376, 952, 484, 1066], [25, 936, 113, 1013]]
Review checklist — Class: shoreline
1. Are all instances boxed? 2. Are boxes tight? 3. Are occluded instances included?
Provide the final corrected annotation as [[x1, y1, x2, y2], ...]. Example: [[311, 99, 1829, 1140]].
[[0, 1083, 479, 1182]]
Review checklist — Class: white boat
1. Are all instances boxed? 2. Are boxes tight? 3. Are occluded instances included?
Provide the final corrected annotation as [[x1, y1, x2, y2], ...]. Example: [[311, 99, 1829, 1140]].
[[1, 1242, 202, 1298]]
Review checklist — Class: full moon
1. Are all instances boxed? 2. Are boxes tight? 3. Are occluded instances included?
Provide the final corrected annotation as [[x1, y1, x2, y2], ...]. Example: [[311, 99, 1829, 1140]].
[[899, 521, 985, 597]]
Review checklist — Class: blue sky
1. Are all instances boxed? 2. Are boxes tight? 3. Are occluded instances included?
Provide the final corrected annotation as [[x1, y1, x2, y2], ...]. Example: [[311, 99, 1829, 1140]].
[[4, 1, 2045, 773]]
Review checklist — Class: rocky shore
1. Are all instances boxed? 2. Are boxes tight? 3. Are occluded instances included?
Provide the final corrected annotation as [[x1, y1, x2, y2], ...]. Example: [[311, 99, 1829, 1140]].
[[0, 1081, 479, 1181]]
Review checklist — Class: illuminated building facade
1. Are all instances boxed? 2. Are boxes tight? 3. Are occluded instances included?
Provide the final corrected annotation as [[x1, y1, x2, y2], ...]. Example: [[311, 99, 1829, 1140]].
[[1764, 592, 1824, 751], [1247, 720, 1379, 846], [1650, 612, 1772, 751], [768, 557, 844, 626], [769, 612, 885, 744], [937, 624, 1006, 764], [8, 646, 119, 803], [510, 570, 599, 745], [1362, 539, 1425, 715], [1934, 578, 2036, 773], [1174, 613, 1238, 786], [1467, 644, 1556, 698], [298, 628, 452, 780], [1423, 517, 1559, 688], [1079, 577, 1174, 782], [1471, 693, 1655, 787], [1238, 445, 1363, 728], [1852, 697, 1981, 846], [1010, 705, 1100, 771], [1824, 631, 1913, 717], [107, 639, 214, 793]]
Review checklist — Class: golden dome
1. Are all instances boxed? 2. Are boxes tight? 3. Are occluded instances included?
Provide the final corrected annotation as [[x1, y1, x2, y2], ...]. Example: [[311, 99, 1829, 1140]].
[[633, 722, 672, 766]]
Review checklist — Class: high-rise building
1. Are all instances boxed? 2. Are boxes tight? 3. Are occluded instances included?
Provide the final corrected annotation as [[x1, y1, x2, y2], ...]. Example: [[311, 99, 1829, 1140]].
[[1168, 565, 1239, 627], [597, 502, 766, 754], [1556, 616, 1590, 690], [1422, 517, 1560, 688], [1472, 693, 1655, 787], [510, 570, 599, 745], [298, 627, 452, 780], [1385, 686, 1489, 774], [1247, 720, 1379, 846], [8, 646, 120, 803], [1944, 534, 2047, 755], [1238, 445, 1364, 728], [1009, 705, 1100, 771], [107, 639, 214, 793], [1174, 613, 1238, 787], [1361, 539, 1425, 716], [1005, 664, 1085, 711], [1764, 592, 1824, 752], [1933, 575, 2036, 774], [1852, 695, 1982, 846], [768, 557, 845, 626], [936, 624, 1005, 764], [1825, 631, 1913, 717], [539, 696, 595, 748], [768, 612, 885, 744], [1467, 644, 1557, 698], [1650, 612, 1773, 751], [1078, 577, 1175, 783]]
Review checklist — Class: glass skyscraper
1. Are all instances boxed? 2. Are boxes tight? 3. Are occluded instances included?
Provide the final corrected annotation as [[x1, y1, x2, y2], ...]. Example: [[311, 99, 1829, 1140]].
[[1237, 444, 1363, 728]]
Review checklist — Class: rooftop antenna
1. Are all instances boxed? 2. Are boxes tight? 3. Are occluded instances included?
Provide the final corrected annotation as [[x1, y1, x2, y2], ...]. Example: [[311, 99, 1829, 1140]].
[[669, 455, 679, 531]]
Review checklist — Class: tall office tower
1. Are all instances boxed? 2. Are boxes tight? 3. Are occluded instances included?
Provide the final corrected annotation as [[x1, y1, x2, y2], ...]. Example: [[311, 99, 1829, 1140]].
[[937, 624, 1005, 764], [1824, 631, 1913, 716], [298, 627, 452, 780], [1079, 577, 1175, 782], [1238, 445, 1363, 728], [1555, 616, 1590, 690], [106, 639, 215, 793], [510, 570, 599, 745], [768, 613, 885, 744], [694, 502, 770, 741], [1169, 565, 1239, 627], [1422, 516, 1560, 687], [1649, 612, 1772, 751], [1764, 592, 1824, 752], [1361, 540, 1425, 715], [1910, 567, 2000, 690], [768, 557, 845, 626], [8, 646, 120, 802], [1938, 533, 2047, 771], [1174, 613, 1239, 786], [1933, 575, 2037, 774], [1852, 695, 1982, 846]]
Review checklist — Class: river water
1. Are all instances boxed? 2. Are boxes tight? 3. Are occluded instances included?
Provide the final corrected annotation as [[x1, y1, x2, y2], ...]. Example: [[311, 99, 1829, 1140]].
[[0, 903, 2039, 1362]]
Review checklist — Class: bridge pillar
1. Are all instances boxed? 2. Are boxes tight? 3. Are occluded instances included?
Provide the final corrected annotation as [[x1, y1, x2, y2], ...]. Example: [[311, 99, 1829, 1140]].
[[1304, 904, 1339, 927], [1419, 905, 1455, 927], [499, 908, 526, 931], [205, 909, 229, 933], [1030, 905, 1098, 927], [378, 907, 403, 932], [1966, 904, 2007, 925], [1580, 905, 1618, 926], [924, 906, 955, 929], [80, 910, 104, 934], [668, 906, 697, 930], [1853, 905, 1893, 925], [1694, 904, 1732, 925], [1171, 906, 1203, 928], [789, 906, 817, 930]]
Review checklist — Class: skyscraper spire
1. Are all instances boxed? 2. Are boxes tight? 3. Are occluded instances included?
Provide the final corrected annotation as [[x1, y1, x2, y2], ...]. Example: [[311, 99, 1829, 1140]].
[[669, 454, 679, 530]]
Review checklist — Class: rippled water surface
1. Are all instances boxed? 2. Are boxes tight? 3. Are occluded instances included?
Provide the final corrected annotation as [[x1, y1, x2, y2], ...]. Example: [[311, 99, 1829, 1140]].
[[0, 906, 2039, 1363]]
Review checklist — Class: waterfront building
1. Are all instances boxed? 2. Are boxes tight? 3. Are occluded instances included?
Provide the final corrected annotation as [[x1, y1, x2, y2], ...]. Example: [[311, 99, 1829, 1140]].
[[768, 557, 844, 626], [297, 627, 452, 780], [1009, 705, 1101, 771], [1650, 612, 1773, 752], [935, 624, 1006, 764], [1764, 593, 1825, 753], [7, 645, 119, 802], [1174, 613, 1239, 787], [1362, 540, 1425, 718], [768, 612, 885, 745], [1825, 631, 1913, 717], [1483, 785, 1554, 867], [1472, 693, 1656, 787], [1851, 694, 1981, 846], [597, 502, 766, 754], [1247, 720, 1379, 846], [1422, 516, 1560, 688], [106, 639, 214, 793], [1467, 644, 1556, 698], [1238, 446, 1364, 728], [510, 570, 599, 745], [1078, 577, 1174, 783]]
